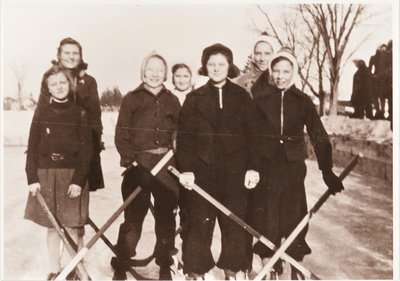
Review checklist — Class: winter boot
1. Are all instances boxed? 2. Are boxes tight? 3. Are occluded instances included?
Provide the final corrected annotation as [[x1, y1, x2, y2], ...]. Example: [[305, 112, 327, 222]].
[[159, 265, 172, 280], [224, 269, 237, 280]]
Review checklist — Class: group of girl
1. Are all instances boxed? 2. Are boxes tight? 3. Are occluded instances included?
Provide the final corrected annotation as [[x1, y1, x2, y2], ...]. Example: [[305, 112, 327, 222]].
[[24, 36, 344, 281]]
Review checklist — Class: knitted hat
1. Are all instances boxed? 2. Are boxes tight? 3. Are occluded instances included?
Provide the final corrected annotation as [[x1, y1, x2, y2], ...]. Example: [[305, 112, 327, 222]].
[[269, 47, 299, 90], [140, 51, 168, 82], [198, 43, 240, 78]]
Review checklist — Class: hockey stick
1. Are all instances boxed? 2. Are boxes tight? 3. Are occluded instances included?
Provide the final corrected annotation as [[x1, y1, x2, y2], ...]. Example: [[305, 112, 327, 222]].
[[55, 150, 174, 281], [168, 166, 320, 280], [36, 192, 91, 281], [254, 154, 362, 280]]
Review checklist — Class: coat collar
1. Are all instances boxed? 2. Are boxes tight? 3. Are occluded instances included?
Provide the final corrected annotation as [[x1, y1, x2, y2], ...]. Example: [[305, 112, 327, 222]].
[[130, 83, 169, 99], [195, 79, 235, 128]]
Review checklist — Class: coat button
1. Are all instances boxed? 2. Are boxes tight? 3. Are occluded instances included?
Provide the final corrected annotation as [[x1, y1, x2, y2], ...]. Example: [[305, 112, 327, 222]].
[[155, 140, 160, 145], [155, 112, 159, 117], [280, 140, 284, 144], [155, 127, 159, 131], [155, 100, 159, 104]]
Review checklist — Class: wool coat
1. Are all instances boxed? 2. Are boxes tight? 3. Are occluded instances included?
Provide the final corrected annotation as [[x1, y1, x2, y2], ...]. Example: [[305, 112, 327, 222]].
[[176, 79, 259, 274]]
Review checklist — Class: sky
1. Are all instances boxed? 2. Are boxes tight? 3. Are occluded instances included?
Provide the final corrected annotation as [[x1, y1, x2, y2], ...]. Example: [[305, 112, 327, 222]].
[[1, 0, 394, 101]]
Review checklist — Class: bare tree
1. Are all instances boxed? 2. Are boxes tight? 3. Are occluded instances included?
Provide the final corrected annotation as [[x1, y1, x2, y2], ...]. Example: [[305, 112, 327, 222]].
[[10, 62, 30, 110], [299, 4, 366, 115]]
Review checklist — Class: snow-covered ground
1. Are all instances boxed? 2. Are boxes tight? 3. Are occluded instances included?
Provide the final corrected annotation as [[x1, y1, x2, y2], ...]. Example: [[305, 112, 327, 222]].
[[3, 146, 392, 280], [3, 112, 392, 147]]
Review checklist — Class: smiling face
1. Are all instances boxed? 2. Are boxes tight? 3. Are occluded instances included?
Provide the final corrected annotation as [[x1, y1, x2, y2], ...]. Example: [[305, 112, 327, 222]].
[[206, 53, 229, 85], [47, 72, 70, 100], [58, 43, 81, 69], [143, 56, 167, 89], [253, 41, 273, 72], [173, 67, 192, 91], [271, 58, 294, 90]]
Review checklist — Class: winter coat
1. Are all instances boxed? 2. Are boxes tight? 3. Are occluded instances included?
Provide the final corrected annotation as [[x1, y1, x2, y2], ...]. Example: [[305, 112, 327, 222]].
[[254, 83, 332, 170], [234, 67, 263, 96], [25, 100, 93, 188], [176, 79, 259, 193], [115, 83, 181, 167], [351, 67, 373, 106]]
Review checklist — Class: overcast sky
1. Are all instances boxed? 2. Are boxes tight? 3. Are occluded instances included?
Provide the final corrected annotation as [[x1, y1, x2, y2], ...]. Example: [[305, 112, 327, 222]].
[[2, 0, 394, 101]]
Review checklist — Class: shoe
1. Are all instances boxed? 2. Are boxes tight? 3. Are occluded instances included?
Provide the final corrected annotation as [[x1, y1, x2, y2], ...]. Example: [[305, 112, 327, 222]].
[[186, 272, 205, 280], [224, 269, 236, 280], [159, 266, 172, 280], [113, 269, 127, 281], [47, 272, 59, 281]]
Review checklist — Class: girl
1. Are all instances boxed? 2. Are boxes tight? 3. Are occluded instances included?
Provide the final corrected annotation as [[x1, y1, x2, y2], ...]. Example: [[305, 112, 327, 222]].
[[24, 65, 92, 280], [252, 48, 344, 279], [177, 43, 260, 280], [171, 63, 193, 105]]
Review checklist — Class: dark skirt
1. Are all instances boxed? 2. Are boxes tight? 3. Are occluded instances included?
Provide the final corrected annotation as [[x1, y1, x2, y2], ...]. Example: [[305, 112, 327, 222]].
[[24, 168, 89, 228]]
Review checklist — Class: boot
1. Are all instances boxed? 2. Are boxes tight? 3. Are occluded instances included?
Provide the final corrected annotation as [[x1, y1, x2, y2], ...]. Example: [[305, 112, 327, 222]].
[[110, 257, 127, 281], [224, 269, 236, 280], [159, 265, 172, 280]]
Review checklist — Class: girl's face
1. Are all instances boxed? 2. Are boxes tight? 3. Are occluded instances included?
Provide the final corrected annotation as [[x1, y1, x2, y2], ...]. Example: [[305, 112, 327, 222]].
[[173, 68, 192, 91], [254, 42, 273, 72], [59, 44, 81, 69], [143, 57, 166, 89], [206, 53, 229, 84], [47, 72, 70, 100], [271, 59, 294, 90]]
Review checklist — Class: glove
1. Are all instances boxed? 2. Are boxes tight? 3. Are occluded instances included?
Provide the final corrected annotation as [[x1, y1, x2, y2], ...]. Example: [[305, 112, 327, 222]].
[[28, 182, 41, 196], [179, 172, 195, 190], [68, 184, 82, 198], [244, 170, 260, 189], [322, 169, 344, 195]]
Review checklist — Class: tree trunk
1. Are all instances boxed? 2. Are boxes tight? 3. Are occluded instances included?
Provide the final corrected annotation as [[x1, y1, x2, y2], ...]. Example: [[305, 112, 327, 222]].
[[329, 78, 339, 115]]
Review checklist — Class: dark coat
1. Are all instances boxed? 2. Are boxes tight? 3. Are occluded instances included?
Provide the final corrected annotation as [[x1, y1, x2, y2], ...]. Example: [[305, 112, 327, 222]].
[[115, 83, 181, 167], [254, 84, 332, 171], [252, 83, 332, 259], [351, 67, 372, 106], [38, 63, 104, 191], [177, 80, 259, 193], [25, 101, 92, 187]]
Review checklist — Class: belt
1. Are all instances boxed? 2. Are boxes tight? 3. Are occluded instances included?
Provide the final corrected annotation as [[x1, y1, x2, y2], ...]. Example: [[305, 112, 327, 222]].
[[50, 153, 65, 161], [143, 147, 169, 155]]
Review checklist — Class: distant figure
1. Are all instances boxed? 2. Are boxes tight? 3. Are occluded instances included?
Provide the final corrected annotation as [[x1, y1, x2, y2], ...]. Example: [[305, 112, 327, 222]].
[[171, 63, 193, 105], [235, 34, 276, 97], [368, 44, 390, 119], [386, 40, 393, 129], [24, 65, 92, 280], [350, 59, 373, 119]]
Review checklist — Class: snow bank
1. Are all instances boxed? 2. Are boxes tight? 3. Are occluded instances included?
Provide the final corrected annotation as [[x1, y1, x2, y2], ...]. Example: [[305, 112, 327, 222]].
[[321, 115, 392, 144], [3, 111, 392, 146]]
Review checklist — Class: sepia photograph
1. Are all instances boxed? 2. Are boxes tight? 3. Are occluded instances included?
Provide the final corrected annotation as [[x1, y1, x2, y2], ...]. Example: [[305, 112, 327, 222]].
[[1, 0, 398, 280]]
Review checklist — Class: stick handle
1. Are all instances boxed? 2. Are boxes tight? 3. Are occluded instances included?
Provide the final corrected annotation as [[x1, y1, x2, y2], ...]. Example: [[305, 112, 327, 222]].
[[36, 192, 90, 281], [168, 166, 319, 280], [254, 154, 361, 280], [55, 150, 174, 281]]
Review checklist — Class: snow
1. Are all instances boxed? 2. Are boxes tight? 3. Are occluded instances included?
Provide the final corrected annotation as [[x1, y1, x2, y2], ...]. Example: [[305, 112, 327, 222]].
[[3, 111, 392, 147], [2, 146, 392, 280], [321, 115, 392, 143]]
